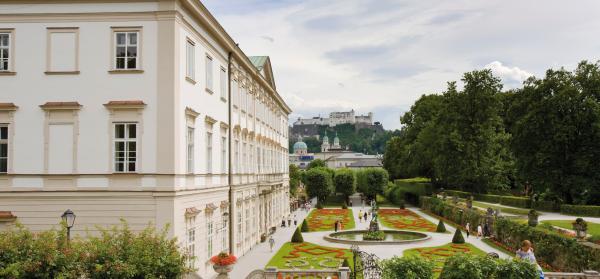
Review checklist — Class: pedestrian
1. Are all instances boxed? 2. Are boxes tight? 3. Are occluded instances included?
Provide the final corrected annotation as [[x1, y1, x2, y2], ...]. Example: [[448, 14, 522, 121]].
[[334, 221, 339, 232], [288, 217, 291, 227], [358, 210, 363, 223], [349, 200, 353, 207], [477, 224, 483, 238], [269, 236, 275, 252], [363, 211, 368, 222], [281, 219, 286, 228], [465, 223, 471, 238], [516, 240, 544, 279]]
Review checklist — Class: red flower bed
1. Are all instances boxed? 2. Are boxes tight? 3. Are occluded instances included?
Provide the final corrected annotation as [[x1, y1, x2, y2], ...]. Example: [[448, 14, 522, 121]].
[[283, 243, 347, 259], [378, 209, 437, 232], [210, 252, 237, 266], [306, 209, 352, 231]]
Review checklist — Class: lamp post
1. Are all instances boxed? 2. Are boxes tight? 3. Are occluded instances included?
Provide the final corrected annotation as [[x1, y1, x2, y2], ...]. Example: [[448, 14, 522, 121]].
[[61, 209, 76, 244]]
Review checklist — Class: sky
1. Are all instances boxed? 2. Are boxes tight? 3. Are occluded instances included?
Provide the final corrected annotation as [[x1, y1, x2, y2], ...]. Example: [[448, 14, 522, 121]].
[[202, 0, 600, 130]]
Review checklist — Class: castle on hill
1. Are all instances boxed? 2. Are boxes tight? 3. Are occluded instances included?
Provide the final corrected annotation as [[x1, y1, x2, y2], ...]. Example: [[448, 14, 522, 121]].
[[293, 109, 373, 127]]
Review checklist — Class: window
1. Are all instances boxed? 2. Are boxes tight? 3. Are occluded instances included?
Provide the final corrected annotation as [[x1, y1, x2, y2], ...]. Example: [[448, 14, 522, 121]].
[[0, 33, 10, 71], [0, 125, 8, 173], [47, 28, 78, 73], [187, 127, 194, 173], [186, 217, 196, 267], [236, 210, 242, 246], [245, 208, 250, 239], [114, 123, 137, 172], [242, 142, 247, 173], [206, 132, 212, 173], [205, 55, 213, 92], [221, 136, 227, 173], [186, 39, 195, 80], [221, 216, 227, 252], [220, 67, 227, 99], [207, 218, 214, 258], [232, 79, 239, 107], [114, 31, 138, 70], [234, 140, 239, 174]]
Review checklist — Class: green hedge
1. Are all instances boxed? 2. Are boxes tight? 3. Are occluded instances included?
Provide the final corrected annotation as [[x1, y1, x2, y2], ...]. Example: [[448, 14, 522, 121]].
[[390, 180, 433, 205], [499, 196, 531, 208], [440, 254, 538, 279], [478, 194, 502, 204], [560, 204, 600, 217], [421, 197, 600, 272], [532, 200, 560, 212]]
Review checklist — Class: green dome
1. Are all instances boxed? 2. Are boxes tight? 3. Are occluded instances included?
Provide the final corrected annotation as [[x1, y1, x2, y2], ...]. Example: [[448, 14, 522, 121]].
[[293, 141, 308, 151]]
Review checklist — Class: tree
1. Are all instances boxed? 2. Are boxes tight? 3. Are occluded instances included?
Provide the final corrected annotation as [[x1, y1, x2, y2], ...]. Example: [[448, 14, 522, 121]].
[[365, 168, 390, 200], [452, 228, 465, 244], [436, 220, 447, 233], [289, 164, 301, 197], [334, 168, 356, 200], [301, 219, 309, 232], [291, 228, 304, 243], [304, 167, 333, 203], [307, 159, 326, 169]]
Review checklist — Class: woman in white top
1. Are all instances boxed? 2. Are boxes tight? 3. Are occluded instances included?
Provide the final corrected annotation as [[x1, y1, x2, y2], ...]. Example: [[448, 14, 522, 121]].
[[477, 224, 483, 238], [516, 240, 544, 278]]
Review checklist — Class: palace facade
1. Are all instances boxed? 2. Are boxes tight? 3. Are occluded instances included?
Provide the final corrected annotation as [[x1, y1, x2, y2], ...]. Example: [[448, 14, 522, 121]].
[[0, 1, 291, 277]]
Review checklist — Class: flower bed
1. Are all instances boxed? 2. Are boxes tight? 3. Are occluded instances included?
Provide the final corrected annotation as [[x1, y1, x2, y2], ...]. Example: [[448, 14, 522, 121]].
[[266, 242, 353, 271], [306, 208, 355, 231], [403, 243, 486, 273], [378, 208, 437, 232]]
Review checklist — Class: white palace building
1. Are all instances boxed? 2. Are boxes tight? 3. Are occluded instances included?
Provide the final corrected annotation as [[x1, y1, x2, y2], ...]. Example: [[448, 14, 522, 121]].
[[0, 0, 291, 277]]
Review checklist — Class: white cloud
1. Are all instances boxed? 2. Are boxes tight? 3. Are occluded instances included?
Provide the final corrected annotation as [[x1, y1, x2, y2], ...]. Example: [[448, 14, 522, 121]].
[[203, 0, 600, 129], [484, 61, 533, 87]]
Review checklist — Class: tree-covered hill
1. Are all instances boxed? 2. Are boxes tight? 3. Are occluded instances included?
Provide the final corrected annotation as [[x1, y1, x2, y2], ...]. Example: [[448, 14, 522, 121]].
[[289, 123, 400, 154]]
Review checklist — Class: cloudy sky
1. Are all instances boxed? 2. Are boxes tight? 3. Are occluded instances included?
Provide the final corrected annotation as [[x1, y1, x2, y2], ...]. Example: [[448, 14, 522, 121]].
[[203, 0, 600, 130]]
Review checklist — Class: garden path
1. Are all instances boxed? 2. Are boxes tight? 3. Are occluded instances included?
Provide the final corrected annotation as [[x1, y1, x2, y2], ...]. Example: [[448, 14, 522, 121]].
[[474, 201, 600, 223]]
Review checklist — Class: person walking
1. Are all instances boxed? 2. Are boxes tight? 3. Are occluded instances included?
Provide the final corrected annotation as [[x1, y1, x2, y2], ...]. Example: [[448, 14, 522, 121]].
[[334, 221, 339, 232], [358, 210, 363, 223], [349, 200, 353, 207], [294, 215, 297, 226], [477, 224, 483, 238], [516, 240, 544, 279], [287, 216, 291, 227], [465, 223, 471, 238], [363, 211, 368, 222], [269, 236, 275, 252]]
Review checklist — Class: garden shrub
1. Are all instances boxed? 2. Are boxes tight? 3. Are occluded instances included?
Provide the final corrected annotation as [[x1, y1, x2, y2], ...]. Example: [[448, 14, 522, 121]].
[[531, 200, 560, 212], [560, 204, 600, 217], [476, 194, 502, 204], [451, 228, 464, 244], [291, 228, 304, 243], [392, 180, 433, 205], [499, 196, 531, 208], [363, 231, 385, 241], [439, 254, 537, 279], [0, 222, 192, 278], [301, 219, 309, 232], [342, 258, 350, 268], [436, 220, 447, 233], [381, 256, 434, 279]]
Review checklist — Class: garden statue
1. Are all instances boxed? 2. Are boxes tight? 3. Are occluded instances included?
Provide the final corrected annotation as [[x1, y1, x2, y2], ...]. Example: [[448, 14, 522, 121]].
[[573, 218, 588, 240], [528, 209, 539, 227], [368, 201, 380, 232], [484, 208, 495, 237]]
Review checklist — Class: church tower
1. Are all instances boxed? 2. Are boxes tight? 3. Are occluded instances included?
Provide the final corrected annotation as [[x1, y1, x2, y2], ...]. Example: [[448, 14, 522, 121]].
[[321, 131, 330, 152], [332, 132, 341, 149]]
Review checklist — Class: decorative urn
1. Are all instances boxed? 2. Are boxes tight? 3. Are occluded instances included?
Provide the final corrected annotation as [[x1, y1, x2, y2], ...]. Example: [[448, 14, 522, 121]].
[[210, 252, 237, 279]]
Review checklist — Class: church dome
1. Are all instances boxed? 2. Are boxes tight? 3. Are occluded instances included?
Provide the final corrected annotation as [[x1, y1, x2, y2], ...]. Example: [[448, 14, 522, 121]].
[[293, 141, 308, 151]]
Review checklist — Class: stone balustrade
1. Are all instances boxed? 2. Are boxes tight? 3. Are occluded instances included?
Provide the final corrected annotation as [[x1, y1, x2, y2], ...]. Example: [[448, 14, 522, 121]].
[[545, 271, 600, 279], [260, 267, 350, 279]]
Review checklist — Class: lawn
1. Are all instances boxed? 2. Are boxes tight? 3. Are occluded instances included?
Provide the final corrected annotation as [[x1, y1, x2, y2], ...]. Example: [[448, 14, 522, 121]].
[[470, 200, 531, 215], [541, 220, 600, 237], [404, 243, 486, 274], [306, 208, 355, 231], [378, 208, 438, 232], [266, 242, 354, 271]]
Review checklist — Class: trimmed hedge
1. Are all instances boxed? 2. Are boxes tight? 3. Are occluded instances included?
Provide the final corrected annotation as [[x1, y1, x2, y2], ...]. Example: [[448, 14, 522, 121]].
[[388, 180, 433, 206], [421, 197, 600, 272], [440, 254, 538, 279], [531, 200, 560, 212], [499, 196, 531, 208], [436, 220, 447, 233], [381, 256, 435, 279], [452, 228, 464, 244], [291, 228, 304, 243], [560, 204, 600, 217]]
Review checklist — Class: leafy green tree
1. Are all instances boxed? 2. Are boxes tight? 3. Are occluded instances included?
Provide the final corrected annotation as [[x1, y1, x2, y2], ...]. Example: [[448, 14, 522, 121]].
[[307, 159, 326, 170], [304, 167, 334, 203], [301, 219, 309, 232], [289, 164, 301, 197], [381, 256, 435, 279], [334, 168, 356, 200]]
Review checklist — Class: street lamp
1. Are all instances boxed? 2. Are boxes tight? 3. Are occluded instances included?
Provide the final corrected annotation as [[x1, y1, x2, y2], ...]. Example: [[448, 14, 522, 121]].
[[61, 209, 76, 243]]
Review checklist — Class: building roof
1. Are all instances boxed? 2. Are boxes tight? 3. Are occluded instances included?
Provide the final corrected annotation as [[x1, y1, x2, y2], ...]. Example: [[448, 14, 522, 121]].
[[293, 141, 308, 150], [348, 159, 383, 168], [334, 153, 379, 160], [249, 56, 268, 71]]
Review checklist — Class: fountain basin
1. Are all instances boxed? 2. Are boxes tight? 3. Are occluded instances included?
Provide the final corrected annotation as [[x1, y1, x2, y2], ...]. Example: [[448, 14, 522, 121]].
[[324, 230, 430, 245]]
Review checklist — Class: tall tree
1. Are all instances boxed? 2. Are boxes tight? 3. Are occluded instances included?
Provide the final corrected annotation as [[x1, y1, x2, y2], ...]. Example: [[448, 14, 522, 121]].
[[304, 167, 334, 203], [334, 168, 356, 201], [289, 164, 301, 197]]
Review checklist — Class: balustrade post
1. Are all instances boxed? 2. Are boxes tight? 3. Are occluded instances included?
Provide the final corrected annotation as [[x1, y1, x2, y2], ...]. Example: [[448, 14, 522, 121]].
[[339, 266, 350, 279], [584, 270, 600, 279], [264, 267, 278, 279]]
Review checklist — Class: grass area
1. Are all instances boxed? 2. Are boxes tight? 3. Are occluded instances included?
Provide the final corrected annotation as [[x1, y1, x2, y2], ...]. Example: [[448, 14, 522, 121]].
[[396, 177, 431, 183], [306, 208, 355, 231], [378, 208, 438, 232], [404, 243, 486, 275], [542, 220, 600, 237], [266, 242, 354, 271], [470, 200, 531, 215]]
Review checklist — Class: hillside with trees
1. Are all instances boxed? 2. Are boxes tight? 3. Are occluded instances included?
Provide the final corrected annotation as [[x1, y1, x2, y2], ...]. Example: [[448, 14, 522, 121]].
[[384, 60, 600, 205]]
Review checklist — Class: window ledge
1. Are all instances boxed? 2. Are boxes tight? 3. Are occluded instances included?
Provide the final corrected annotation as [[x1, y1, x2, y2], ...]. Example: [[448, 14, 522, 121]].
[[205, 88, 214, 94], [186, 76, 196, 84], [108, 69, 144, 74], [45, 71, 80, 75], [220, 97, 227, 103], [0, 71, 16, 76]]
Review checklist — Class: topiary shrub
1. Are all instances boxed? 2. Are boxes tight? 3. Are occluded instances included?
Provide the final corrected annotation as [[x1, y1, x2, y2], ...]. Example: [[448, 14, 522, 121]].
[[316, 202, 324, 209], [301, 219, 309, 232], [436, 220, 447, 233], [342, 202, 348, 209], [381, 255, 435, 279], [452, 228, 465, 244], [342, 258, 351, 268], [439, 254, 538, 279], [291, 227, 304, 243], [363, 231, 385, 241]]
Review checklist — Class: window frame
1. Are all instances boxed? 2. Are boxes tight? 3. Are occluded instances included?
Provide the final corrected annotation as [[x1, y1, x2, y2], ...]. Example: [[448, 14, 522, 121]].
[[220, 66, 227, 101], [185, 38, 195, 81], [111, 27, 142, 71], [207, 217, 214, 258], [186, 126, 194, 174], [205, 54, 213, 93], [0, 124, 8, 173], [113, 122, 138, 173], [0, 29, 15, 73], [221, 136, 227, 174], [46, 27, 79, 74], [206, 131, 213, 174]]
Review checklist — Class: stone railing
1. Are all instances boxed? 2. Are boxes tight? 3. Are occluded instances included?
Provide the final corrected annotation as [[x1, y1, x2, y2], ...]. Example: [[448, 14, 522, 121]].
[[545, 271, 600, 279], [245, 267, 350, 279]]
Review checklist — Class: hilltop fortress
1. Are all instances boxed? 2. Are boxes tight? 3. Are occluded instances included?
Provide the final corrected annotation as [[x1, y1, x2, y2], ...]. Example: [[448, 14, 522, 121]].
[[293, 109, 373, 127]]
